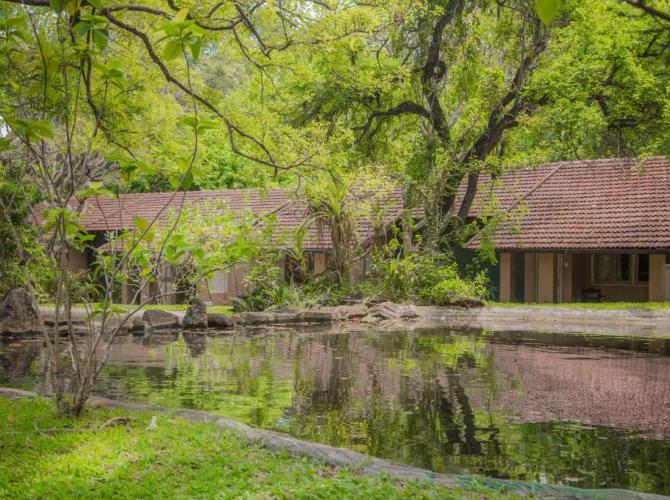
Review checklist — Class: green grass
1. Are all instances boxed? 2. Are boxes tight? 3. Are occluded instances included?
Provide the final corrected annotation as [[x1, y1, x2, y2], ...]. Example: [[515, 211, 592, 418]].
[[141, 303, 233, 315], [486, 301, 670, 310], [0, 396, 517, 499]]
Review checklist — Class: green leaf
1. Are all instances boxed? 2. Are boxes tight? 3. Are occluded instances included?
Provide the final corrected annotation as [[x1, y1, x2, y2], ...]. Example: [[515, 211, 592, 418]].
[[177, 116, 198, 129], [0, 137, 11, 152], [197, 118, 217, 133], [174, 8, 189, 22], [73, 22, 91, 37], [92, 28, 109, 50], [120, 163, 137, 182], [48, 0, 67, 12], [189, 37, 202, 61], [163, 40, 182, 60], [10, 118, 54, 142], [160, 24, 180, 37], [134, 216, 150, 232], [177, 116, 218, 133], [66, 0, 80, 16], [88, 0, 102, 9], [535, 0, 559, 26]]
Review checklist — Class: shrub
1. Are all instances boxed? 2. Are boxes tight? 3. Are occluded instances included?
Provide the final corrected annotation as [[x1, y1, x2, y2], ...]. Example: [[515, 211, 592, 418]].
[[368, 249, 488, 306]]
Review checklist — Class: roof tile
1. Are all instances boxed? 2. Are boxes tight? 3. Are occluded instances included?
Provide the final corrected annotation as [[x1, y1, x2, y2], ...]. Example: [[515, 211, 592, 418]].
[[466, 157, 670, 250]]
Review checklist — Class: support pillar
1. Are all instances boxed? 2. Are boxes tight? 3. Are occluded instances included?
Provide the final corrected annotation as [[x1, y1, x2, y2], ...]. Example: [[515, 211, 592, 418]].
[[537, 253, 555, 303], [499, 252, 516, 302], [524, 253, 537, 303], [649, 254, 666, 302], [560, 253, 573, 302]]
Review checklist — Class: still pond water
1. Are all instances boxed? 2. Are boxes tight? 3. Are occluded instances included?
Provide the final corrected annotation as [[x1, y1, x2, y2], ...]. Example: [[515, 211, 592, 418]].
[[2, 326, 670, 494]]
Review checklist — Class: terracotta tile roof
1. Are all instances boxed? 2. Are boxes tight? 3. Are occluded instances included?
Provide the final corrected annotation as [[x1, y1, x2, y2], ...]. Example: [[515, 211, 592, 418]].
[[466, 156, 670, 250], [79, 188, 292, 232], [274, 188, 405, 250], [76, 187, 405, 251]]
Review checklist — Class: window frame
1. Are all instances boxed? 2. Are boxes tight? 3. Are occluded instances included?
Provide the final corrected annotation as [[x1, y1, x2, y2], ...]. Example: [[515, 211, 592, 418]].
[[591, 253, 648, 287]]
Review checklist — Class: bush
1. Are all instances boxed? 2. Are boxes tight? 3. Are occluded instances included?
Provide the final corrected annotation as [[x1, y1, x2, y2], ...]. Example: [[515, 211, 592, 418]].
[[234, 256, 356, 311], [234, 248, 487, 311], [367, 250, 488, 306]]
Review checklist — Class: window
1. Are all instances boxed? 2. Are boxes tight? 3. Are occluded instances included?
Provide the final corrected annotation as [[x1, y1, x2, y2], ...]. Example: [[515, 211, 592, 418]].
[[593, 254, 648, 285], [638, 254, 649, 283], [594, 254, 630, 283]]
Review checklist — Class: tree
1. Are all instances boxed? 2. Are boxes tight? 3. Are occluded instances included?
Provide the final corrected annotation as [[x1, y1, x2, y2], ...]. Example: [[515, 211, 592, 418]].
[[506, 0, 670, 163], [0, 0, 342, 415], [259, 1, 550, 243]]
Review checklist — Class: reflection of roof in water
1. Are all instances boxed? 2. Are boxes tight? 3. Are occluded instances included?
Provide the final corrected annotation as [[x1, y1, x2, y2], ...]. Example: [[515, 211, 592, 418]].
[[478, 342, 670, 439]]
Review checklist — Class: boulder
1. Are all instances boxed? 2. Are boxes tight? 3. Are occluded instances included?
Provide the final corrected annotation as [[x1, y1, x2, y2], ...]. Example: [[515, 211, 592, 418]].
[[130, 317, 146, 335], [207, 313, 234, 329], [449, 298, 485, 308], [0, 288, 41, 335], [141, 309, 180, 332], [271, 311, 304, 324], [367, 302, 419, 320], [321, 304, 368, 321], [232, 309, 335, 326], [360, 313, 381, 324], [182, 299, 208, 329], [232, 311, 273, 326], [300, 310, 335, 323]]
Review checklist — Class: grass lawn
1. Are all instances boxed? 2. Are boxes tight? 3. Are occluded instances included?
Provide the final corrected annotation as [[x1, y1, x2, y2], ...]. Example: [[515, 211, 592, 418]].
[[0, 396, 515, 499], [486, 301, 670, 310]]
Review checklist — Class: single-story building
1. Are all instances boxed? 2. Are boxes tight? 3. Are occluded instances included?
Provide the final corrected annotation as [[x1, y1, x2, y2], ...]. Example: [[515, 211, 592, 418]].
[[64, 187, 405, 305], [466, 156, 670, 303]]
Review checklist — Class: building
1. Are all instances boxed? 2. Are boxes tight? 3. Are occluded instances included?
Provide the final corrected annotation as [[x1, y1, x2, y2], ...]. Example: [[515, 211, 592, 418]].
[[66, 187, 405, 305], [466, 157, 670, 303]]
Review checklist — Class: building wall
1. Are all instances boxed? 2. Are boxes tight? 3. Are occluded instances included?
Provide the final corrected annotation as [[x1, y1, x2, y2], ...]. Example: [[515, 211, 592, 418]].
[[68, 249, 87, 272], [559, 254, 573, 302], [505, 251, 660, 303], [313, 253, 327, 275]]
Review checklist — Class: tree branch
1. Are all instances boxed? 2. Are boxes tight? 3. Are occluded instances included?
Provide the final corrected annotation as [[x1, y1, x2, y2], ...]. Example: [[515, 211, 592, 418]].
[[355, 101, 431, 142], [624, 0, 670, 23]]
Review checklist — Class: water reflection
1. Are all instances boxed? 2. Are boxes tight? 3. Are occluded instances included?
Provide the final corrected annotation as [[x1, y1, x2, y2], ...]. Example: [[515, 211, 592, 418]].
[[1, 327, 670, 494]]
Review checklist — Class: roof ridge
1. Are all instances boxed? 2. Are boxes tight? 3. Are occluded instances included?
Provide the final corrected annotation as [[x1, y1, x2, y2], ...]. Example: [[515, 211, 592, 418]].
[[500, 161, 567, 215]]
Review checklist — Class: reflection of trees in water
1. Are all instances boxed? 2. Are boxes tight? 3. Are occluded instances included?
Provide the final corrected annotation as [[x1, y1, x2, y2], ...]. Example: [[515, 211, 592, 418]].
[[7, 329, 670, 493], [282, 331, 493, 464]]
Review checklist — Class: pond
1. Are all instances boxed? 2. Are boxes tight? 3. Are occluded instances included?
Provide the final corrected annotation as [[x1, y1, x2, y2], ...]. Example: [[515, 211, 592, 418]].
[[2, 326, 670, 495]]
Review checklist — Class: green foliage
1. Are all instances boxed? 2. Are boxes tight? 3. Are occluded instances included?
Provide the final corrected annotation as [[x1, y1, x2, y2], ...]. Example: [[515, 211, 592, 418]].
[[73, 14, 109, 51], [0, 172, 49, 299], [158, 9, 205, 62], [508, 0, 670, 163], [366, 247, 488, 306]]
